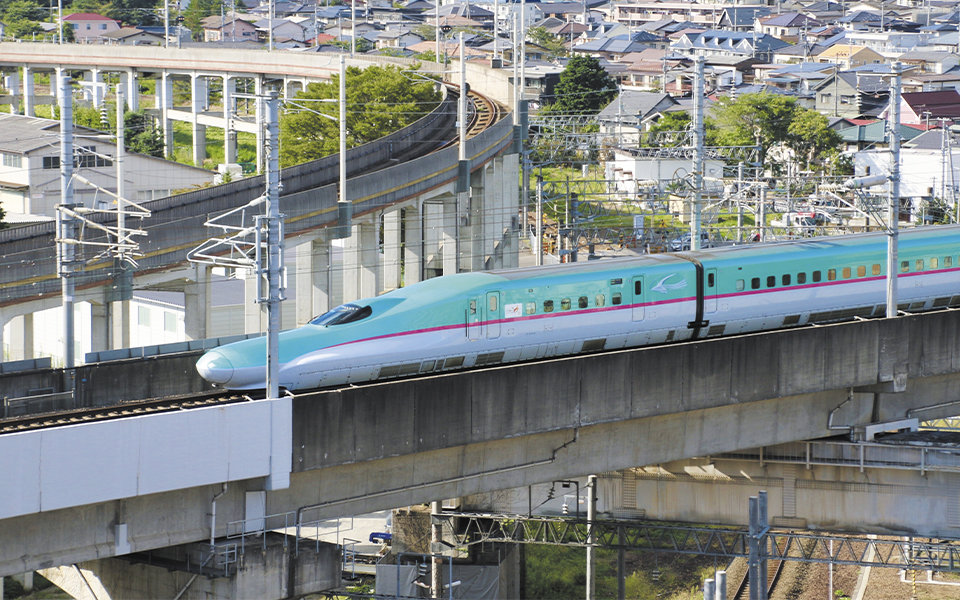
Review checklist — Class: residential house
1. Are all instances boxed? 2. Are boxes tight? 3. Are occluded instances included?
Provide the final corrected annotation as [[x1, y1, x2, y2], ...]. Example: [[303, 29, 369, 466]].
[[814, 44, 886, 69], [0, 114, 216, 220], [754, 12, 822, 40], [375, 28, 424, 50], [596, 90, 679, 145], [836, 10, 884, 31], [201, 14, 260, 42], [64, 13, 120, 42], [671, 30, 790, 63], [893, 90, 960, 124], [812, 71, 890, 118], [843, 30, 935, 55], [573, 31, 662, 60], [100, 27, 164, 45], [897, 50, 959, 74], [717, 6, 770, 32], [611, 2, 727, 29], [836, 119, 925, 151]]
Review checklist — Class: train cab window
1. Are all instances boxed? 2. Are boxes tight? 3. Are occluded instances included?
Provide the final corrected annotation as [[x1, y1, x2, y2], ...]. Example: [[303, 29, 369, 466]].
[[842, 267, 852, 279], [797, 272, 807, 284], [524, 302, 536, 315], [707, 273, 715, 288], [812, 271, 822, 282], [736, 279, 745, 291], [543, 300, 554, 313], [578, 296, 588, 309], [488, 295, 498, 312], [782, 274, 791, 286], [751, 277, 760, 290], [310, 303, 372, 326], [930, 257, 939, 269], [561, 298, 572, 310], [946, 257, 953, 267], [612, 293, 622, 305], [916, 259, 924, 272], [634, 280, 642, 295], [595, 294, 605, 307], [827, 269, 837, 281], [872, 264, 881, 275], [901, 260, 910, 273], [766, 276, 776, 288]]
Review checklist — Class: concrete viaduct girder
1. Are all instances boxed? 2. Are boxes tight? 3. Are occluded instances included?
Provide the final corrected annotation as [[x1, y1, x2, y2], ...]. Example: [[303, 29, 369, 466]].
[[1, 309, 959, 577]]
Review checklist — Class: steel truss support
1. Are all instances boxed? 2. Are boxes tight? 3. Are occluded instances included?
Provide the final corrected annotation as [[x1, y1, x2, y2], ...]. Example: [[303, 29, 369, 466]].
[[438, 513, 960, 572]]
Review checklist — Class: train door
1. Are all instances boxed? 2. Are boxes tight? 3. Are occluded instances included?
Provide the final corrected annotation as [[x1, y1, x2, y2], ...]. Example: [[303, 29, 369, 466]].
[[632, 276, 644, 321], [486, 291, 501, 339], [467, 297, 481, 340], [705, 268, 717, 313]]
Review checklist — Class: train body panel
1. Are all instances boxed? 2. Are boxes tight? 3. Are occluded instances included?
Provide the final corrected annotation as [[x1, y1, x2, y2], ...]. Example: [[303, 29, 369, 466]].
[[196, 225, 960, 391]]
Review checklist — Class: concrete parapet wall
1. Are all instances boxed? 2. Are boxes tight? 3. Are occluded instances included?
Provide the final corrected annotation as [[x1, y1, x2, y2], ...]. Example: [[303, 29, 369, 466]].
[[292, 309, 959, 471]]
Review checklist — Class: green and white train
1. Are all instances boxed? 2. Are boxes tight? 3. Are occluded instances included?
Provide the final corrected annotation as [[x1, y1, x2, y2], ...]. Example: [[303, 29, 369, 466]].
[[196, 225, 960, 391]]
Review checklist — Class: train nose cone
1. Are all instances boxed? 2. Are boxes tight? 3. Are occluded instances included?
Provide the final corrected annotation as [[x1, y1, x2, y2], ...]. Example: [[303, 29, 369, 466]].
[[196, 351, 235, 385]]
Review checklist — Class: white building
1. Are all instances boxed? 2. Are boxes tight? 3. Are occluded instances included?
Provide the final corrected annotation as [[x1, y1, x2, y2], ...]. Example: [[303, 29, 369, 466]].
[[0, 114, 216, 220]]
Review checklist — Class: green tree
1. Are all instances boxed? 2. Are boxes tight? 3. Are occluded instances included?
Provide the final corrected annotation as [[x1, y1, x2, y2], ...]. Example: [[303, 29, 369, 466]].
[[2, 0, 46, 38], [541, 55, 616, 116], [181, 0, 216, 39], [787, 107, 841, 170], [105, 0, 162, 26], [706, 92, 798, 164], [279, 65, 441, 167], [527, 26, 566, 59], [67, 0, 108, 13], [645, 110, 691, 147], [124, 109, 164, 156]]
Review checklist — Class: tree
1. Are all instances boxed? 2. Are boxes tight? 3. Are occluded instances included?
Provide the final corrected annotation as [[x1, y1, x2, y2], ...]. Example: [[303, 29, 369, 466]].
[[279, 65, 441, 167], [105, 0, 162, 26], [540, 55, 616, 116], [1, 0, 46, 38], [645, 110, 691, 147], [787, 108, 841, 170], [124, 110, 164, 157], [527, 26, 566, 59], [181, 0, 216, 39], [706, 92, 798, 165]]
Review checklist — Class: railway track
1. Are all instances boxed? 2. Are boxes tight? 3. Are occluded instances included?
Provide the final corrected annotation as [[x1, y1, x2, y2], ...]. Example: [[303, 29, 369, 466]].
[[0, 390, 256, 434], [732, 558, 785, 600]]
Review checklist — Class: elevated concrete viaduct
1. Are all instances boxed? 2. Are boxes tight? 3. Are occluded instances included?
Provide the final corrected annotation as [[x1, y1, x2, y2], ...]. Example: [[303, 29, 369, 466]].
[[2, 308, 959, 580]]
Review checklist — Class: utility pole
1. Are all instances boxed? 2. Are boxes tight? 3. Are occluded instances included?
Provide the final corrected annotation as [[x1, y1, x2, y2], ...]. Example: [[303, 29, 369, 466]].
[[586, 474, 597, 600], [260, 92, 283, 400], [690, 55, 704, 251], [886, 62, 901, 319], [336, 55, 350, 238], [56, 75, 77, 372]]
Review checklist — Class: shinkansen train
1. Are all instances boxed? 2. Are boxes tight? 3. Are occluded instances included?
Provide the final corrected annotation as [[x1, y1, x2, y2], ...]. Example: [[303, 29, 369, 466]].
[[196, 225, 960, 391]]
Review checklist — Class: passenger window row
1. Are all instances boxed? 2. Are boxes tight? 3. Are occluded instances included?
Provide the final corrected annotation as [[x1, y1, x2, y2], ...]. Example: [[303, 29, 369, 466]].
[[734, 255, 953, 292], [539, 293, 622, 314]]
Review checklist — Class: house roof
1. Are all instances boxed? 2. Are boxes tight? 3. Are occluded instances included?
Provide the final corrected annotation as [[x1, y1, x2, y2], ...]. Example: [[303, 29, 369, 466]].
[[100, 27, 163, 39], [758, 12, 820, 28], [64, 12, 116, 21], [837, 121, 925, 143], [900, 90, 960, 118], [597, 91, 678, 123]]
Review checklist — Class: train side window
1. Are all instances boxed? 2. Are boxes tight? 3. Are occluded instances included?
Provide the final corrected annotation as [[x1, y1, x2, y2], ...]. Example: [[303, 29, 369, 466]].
[[612, 293, 622, 305], [578, 296, 588, 309], [766, 275, 776, 288], [488, 295, 498, 312], [916, 259, 924, 271], [610, 278, 622, 285], [543, 300, 554, 313], [561, 298, 572, 310], [595, 294, 605, 307], [469, 300, 477, 315], [842, 267, 852, 279], [736, 279, 745, 291], [827, 269, 837, 281], [524, 302, 536, 315], [872, 264, 881, 275], [751, 277, 760, 290], [857, 265, 866, 277], [782, 274, 791, 286], [946, 257, 953, 267], [707, 273, 715, 287], [930, 257, 938, 269], [634, 280, 642, 295], [901, 260, 910, 273], [797, 272, 806, 284], [812, 271, 822, 282]]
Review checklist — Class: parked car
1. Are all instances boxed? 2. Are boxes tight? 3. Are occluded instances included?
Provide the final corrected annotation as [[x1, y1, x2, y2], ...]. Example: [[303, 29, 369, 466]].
[[670, 232, 712, 251]]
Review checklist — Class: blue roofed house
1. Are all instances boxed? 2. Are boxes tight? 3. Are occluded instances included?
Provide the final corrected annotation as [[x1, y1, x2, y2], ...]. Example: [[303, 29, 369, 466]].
[[670, 29, 791, 63], [716, 6, 770, 32], [754, 12, 822, 41]]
